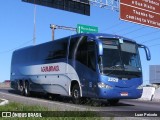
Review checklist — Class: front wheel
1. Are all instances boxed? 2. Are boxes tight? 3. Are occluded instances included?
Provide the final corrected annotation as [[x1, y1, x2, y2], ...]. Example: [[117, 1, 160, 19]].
[[71, 84, 81, 104]]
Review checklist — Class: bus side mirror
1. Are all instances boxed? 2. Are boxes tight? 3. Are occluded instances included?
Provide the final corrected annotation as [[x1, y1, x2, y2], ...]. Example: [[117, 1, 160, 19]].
[[97, 40, 103, 56], [138, 44, 151, 61]]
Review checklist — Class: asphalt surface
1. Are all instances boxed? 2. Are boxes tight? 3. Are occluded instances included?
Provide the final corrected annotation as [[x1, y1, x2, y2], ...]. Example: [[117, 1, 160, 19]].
[[0, 88, 160, 119]]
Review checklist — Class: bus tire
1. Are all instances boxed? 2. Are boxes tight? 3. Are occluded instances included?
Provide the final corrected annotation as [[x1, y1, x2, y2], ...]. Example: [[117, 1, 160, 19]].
[[24, 81, 30, 97], [107, 99, 119, 106], [19, 81, 25, 96], [71, 84, 81, 104]]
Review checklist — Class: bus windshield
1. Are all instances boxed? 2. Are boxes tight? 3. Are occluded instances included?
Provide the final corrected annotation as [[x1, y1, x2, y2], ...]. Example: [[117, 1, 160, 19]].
[[101, 38, 141, 78], [120, 42, 141, 71]]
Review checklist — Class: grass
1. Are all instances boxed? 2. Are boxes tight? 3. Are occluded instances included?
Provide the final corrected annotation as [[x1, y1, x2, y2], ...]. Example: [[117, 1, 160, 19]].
[[0, 102, 102, 120]]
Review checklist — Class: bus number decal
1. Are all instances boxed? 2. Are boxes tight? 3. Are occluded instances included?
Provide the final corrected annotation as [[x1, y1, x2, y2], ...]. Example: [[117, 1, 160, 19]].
[[108, 77, 118, 82]]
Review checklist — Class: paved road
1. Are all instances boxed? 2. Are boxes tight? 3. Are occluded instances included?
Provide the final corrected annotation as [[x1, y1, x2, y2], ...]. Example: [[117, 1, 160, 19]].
[[0, 88, 160, 118]]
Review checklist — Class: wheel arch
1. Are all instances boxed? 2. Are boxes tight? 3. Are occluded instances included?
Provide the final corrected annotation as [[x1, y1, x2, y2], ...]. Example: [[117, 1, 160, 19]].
[[69, 80, 82, 97]]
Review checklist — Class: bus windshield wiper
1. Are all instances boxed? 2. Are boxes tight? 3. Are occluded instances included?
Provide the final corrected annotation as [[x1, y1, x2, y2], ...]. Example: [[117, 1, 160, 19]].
[[103, 64, 123, 70], [109, 64, 123, 69], [105, 64, 124, 76]]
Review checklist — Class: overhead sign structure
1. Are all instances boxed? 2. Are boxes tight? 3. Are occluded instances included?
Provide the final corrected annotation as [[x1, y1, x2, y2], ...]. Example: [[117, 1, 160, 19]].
[[120, 0, 160, 29], [77, 24, 98, 33], [22, 0, 90, 16]]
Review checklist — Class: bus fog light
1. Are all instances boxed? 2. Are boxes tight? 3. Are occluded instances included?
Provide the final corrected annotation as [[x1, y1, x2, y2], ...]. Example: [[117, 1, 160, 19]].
[[98, 82, 112, 89], [137, 85, 143, 90]]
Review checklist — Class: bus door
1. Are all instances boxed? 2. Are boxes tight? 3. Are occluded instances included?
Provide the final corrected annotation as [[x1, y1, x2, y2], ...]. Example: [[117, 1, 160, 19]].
[[71, 36, 98, 98], [86, 40, 98, 97]]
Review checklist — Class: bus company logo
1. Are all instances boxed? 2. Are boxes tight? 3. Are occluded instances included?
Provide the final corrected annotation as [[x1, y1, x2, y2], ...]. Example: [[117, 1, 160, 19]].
[[41, 65, 60, 72], [2, 112, 11, 117], [2, 112, 42, 118]]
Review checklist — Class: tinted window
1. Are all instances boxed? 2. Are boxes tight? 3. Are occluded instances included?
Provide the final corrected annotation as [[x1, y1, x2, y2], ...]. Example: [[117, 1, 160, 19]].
[[69, 36, 87, 66], [69, 37, 96, 71], [102, 45, 120, 68], [120, 42, 140, 68], [69, 37, 80, 59], [46, 38, 68, 60], [87, 42, 96, 71], [76, 37, 87, 66]]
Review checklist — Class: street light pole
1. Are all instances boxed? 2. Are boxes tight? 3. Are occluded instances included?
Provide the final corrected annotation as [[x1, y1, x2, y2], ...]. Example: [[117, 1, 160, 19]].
[[33, 0, 37, 45]]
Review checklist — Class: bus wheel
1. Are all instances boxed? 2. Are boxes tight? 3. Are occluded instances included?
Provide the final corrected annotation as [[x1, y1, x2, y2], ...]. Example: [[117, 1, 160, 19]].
[[107, 99, 119, 106], [19, 82, 25, 96], [24, 81, 30, 97], [71, 84, 81, 104]]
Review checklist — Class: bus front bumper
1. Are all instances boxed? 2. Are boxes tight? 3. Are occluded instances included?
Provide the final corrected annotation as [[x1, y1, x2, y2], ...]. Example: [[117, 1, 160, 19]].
[[97, 87, 143, 99]]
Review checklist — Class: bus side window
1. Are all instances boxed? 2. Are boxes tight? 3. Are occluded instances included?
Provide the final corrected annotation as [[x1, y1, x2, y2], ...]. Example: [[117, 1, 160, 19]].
[[69, 37, 80, 59], [87, 42, 96, 71], [76, 37, 88, 66], [69, 36, 96, 71], [45, 38, 68, 60]]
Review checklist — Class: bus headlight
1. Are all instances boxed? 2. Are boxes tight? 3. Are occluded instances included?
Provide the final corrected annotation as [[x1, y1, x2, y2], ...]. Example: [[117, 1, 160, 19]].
[[137, 85, 143, 90], [98, 82, 112, 89]]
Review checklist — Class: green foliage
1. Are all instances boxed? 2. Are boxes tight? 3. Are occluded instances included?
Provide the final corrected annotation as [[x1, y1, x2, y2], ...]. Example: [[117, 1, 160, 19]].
[[0, 102, 49, 111], [0, 102, 102, 120]]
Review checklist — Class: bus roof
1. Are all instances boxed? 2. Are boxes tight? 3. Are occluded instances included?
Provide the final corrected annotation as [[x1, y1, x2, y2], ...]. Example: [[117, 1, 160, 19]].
[[14, 33, 136, 53], [72, 33, 136, 43]]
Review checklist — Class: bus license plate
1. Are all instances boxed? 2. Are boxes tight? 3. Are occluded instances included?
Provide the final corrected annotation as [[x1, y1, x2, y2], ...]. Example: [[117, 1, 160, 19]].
[[120, 92, 128, 96]]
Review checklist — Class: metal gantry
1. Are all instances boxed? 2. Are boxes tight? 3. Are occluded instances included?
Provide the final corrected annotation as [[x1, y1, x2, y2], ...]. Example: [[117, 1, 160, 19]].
[[89, 0, 119, 11], [50, 0, 120, 41]]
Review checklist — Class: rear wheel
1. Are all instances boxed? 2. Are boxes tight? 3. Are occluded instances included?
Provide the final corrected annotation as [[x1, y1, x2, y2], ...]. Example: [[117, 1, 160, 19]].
[[19, 81, 25, 96], [24, 81, 31, 97], [71, 84, 81, 104]]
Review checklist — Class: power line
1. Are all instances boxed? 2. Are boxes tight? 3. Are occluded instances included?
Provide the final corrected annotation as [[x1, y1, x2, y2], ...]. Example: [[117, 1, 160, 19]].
[[141, 37, 160, 44], [107, 22, 123, 30], [0, 39, 33, 54], [133, 30, 160, 39], [149, 43, 160, 48], [101, 21, 123, 33], [114, 24, 136, 34], [121, 26, 146, 36]]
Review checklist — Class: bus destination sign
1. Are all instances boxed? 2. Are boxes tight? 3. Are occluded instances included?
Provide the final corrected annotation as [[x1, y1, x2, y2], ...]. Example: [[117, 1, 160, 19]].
[[120, 0, 160, 29]]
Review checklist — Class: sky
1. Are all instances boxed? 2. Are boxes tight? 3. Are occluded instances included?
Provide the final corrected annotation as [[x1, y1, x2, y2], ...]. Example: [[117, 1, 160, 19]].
[[0, 0, 160, 84]]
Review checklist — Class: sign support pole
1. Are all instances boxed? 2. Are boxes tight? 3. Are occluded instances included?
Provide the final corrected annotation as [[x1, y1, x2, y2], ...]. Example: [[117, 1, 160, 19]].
[[50, 24, 56, 41], [50, 24, 77, 41]]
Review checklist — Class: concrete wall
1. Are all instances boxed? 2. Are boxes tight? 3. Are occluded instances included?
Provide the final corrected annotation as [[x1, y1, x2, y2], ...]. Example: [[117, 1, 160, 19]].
[[150, 65, 160, 84], [152, 88, 160, 102], [139, 87, 155, 101]]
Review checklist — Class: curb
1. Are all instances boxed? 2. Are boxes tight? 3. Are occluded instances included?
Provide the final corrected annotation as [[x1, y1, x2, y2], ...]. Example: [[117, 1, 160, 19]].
[[0, 99, 9, 106]]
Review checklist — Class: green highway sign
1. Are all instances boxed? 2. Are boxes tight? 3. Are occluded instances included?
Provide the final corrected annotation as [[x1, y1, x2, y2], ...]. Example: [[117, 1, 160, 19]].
[[77, 24, 98, 33]]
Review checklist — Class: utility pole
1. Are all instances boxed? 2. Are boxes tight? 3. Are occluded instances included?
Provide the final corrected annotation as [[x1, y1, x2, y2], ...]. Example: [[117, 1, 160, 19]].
[[33, 0, 36, 45]]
